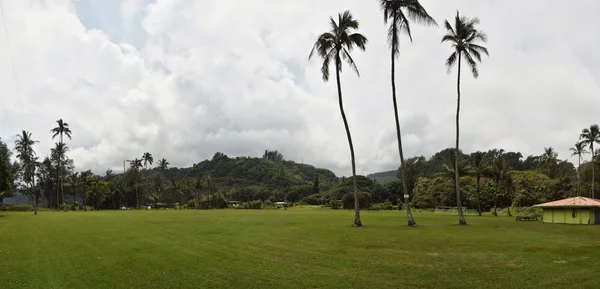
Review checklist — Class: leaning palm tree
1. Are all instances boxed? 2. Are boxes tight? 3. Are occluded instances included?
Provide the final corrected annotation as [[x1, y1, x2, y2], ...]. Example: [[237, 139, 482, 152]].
[[51, 119, 72, 210], [14, 130, 39, 215], [442, 11, 489, 225], [142, 152, 153, 206], [580, 124, 600, 198], [378, 0, 437, 227], [467, 151, 488, 216], [570, 141, 589, 197], [309, 10, 367, 227]]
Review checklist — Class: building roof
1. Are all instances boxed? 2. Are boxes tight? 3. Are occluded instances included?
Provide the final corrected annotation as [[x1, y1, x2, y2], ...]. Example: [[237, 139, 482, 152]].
[[533, 196, 600, 208]]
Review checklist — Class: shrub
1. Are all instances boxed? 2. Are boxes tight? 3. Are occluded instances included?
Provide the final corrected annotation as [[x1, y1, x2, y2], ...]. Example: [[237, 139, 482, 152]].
[[264, 199, 273, 207], [0, 204, 32, 211], [342, 191, 372, 210], [381, 200, 393, 210], [243, 200, 263, 209], [304, 194, 322, 205], [329, 197, 342, 210]]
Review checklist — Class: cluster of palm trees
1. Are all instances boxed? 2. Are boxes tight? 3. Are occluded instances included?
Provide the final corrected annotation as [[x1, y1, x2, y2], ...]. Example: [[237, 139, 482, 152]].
[[572, 124, 600, 199], [12, 119, 73, 213], [125, 152, 170, 208], [309, 1, 488, 226]]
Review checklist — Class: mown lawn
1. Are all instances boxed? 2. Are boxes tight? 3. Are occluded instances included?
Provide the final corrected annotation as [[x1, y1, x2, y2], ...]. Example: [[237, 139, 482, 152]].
[[1, 208, 599, 288]]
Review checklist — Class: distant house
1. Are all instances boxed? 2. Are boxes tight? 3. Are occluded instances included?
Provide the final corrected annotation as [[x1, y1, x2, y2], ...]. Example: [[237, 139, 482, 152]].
[[533, 197, 600, 225]]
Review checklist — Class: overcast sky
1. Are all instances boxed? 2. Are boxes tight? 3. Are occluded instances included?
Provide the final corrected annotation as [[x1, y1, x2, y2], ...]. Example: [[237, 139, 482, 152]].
[[1, 0, 599, 177]]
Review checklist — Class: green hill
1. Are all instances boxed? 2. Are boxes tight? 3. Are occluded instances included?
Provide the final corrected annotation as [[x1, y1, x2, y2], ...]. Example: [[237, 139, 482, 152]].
[[366, 170, 398, 184]]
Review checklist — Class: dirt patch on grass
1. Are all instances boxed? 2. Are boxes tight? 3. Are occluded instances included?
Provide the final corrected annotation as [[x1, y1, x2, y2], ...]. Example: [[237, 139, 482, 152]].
[[553, 260, 568, 264]]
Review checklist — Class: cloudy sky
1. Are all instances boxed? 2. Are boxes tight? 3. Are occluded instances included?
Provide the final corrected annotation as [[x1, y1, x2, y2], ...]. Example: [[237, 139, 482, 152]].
[[0, 0, 599, 177]]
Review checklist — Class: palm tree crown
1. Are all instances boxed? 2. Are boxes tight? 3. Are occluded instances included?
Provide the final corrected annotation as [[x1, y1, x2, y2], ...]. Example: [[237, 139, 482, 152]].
[[442, 11, 489, 77], [580, 125, 600, 150], [51, 119, 72, 143], [158, 158, 169, 171], [142, 152, 154, 169], [570, 141, 589, 159], [14, 130, 38, 162], [378, 0, 437, 54], [308, 10, 367, 81], [129, 158, 143, 170]]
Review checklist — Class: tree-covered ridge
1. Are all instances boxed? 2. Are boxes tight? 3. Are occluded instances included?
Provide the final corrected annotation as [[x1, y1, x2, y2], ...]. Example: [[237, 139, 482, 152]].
[[367, 148, 574, 184], [188, 152, 338, 190]]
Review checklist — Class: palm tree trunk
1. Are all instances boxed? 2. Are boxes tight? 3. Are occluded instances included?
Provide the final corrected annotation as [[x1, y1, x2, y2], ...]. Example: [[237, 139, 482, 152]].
[[477, 176, 482, 216], [592, 144, 595, 198], [577, 156, 581, 197], [335, 56, 361, 227], [60, 134, 64, 212], [56, 175, 60, 210], [83, 187, 87, 211], [455, 52, 467, 225], [390, 46, 416, 227], [493, 181, 498, 216]]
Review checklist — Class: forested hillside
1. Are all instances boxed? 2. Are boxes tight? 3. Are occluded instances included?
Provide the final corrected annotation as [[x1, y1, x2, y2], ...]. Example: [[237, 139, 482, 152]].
[[363, 147, 594, 214]]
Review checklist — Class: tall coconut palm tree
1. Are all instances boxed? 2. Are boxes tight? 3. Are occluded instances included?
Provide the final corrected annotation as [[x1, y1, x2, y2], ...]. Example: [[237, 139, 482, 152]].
[[51, 119, 72, 210], [580, 124, 600, 198], [442, 11, 489, 225], [129, 158, 143, 208], [378, 0, 437, 227], [142, 152, 153, 206], [51, 142, 69, 209], [570, 141, 589, 197], [490, 156, 509, 216], [309, 10, 367, 227], [14, 130, 39, 215], [467, 151, 488, 216]]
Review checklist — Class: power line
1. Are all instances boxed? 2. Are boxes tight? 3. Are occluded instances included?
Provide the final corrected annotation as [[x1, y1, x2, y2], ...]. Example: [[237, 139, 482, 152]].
[[0, 0, 24, 112]]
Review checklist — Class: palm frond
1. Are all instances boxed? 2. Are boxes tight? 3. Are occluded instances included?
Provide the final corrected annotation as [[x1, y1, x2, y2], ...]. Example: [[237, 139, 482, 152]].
[[400, 19, 413, 42], [348, 32, 367, 51], [321, 56, 331, 82], [445, 51, 458, 72], [468, 43, 489, 56], [340, 10, 359, 30], [441, 34, 457, 44], [405, 1, 438, 27], [341, 47, 360, 77], [466, 46, 482, 62], [464, 51, 479, 78], [444, 19, 455, 35], [388, 24, 400, 55]]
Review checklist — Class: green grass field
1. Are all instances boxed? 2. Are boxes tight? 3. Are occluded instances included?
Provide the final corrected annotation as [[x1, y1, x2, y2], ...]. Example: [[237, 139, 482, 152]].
[[1, 208, 599, 288]]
